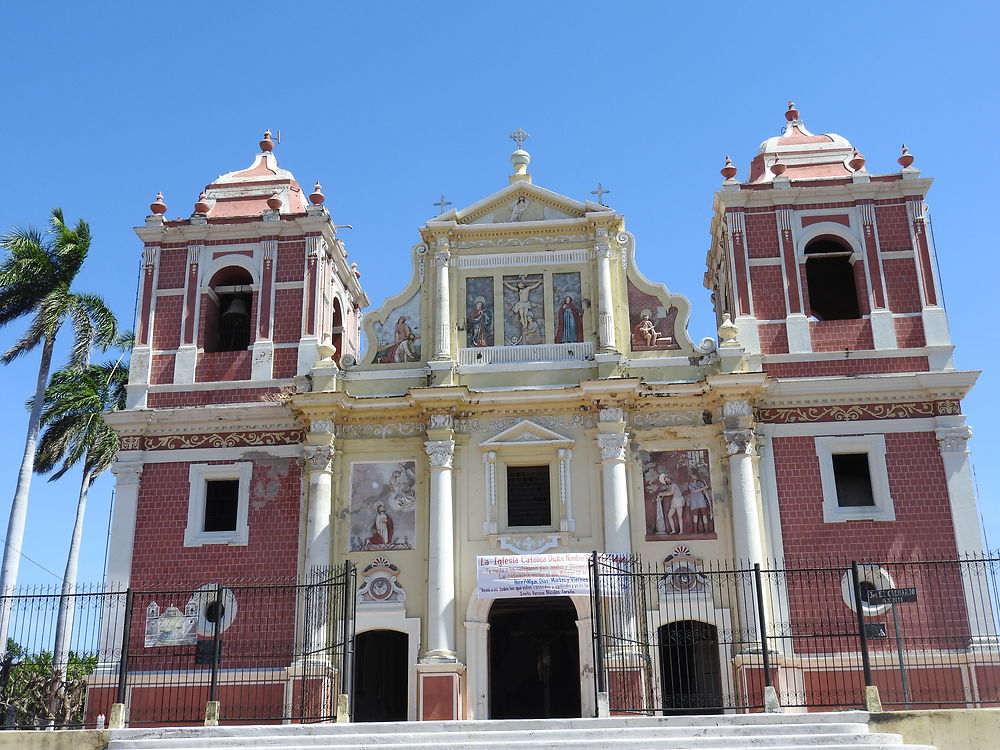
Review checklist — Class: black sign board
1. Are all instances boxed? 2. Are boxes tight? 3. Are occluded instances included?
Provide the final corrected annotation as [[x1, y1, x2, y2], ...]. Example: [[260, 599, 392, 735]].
[[195, 639, 222, 665], [867, 587, 917, 605], [864, 622, 888, 638]]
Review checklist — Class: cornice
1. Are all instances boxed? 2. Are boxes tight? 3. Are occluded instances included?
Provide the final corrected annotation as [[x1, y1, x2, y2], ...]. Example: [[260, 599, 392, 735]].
[[761, 370, 979, 407], [105, 403, 299, 436], [711, 176, 934, 212]]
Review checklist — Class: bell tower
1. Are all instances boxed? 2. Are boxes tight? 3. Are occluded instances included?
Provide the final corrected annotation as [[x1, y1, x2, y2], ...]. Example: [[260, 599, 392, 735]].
[[706, 103, 952, 377]]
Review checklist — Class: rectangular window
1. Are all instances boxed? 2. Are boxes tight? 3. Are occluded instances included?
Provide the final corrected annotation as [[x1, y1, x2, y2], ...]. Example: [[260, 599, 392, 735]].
[[204, 479, 240, 531], [832, 453, 875, 507], [506, 465, 551, 527]]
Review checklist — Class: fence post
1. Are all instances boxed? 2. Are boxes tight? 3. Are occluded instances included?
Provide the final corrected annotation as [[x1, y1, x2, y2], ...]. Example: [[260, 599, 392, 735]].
[[206, 583, 223, 725], [752, 563, 780, 712], [850, 561, 881, 712], [110, 587, 134, 728], [590, 551, 608, 716], [338, 561, 355, 722]]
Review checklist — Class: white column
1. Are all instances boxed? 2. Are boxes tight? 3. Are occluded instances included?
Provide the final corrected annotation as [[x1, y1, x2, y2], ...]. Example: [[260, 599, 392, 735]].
[[424, 438, 457, 661], [434, 241, 451, 360], [303, 444, 335, 575], [724, 428, 764, 568], [595, 241, 617, 353], [937, 423, 998, 643], [597, 433, 631, 554], [98, 463, 143, 666], [483, 451, 497, 535]]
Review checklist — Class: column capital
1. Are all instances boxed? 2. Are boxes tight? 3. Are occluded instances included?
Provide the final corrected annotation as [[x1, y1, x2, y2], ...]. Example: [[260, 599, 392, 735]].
[[937, 426, 972, 453], [303, 445, 335, 473], [595, 242, 612, 259], [724, 428, 758, 457], [425, 439, 456, 469], [597, 432, 629, 463], [433, 248, 451, 267], [111, 462, 143, 487]]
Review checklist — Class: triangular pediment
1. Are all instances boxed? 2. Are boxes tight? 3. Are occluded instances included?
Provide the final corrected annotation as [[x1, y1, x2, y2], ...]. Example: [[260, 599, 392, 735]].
[[481, 419, 574, 448], [433, 183, 608, 226]]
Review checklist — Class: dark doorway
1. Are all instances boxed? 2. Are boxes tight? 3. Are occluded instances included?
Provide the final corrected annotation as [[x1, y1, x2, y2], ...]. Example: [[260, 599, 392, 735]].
[[488, 596, 581, 719], [658, 620, 723, 714], [353, 629, 408, 722]]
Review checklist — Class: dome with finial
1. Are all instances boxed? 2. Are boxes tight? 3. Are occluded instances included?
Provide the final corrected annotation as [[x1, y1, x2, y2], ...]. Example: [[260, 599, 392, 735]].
[[898, 144, 915, 168], [150, 192, 167, 215], [747, 102, 856, 183], [720, 156, 738, 180], [189, 130, 307, 218], [309, 181, 325, 205], [194, 191, 211, 215]]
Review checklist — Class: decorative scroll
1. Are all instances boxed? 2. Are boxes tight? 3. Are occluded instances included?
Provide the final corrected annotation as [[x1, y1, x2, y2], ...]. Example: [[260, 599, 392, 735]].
[[125, 430, 304, 451], [456, 413, 595, 434], [756, 400, 960, 424], [339, 422, 427, 439], [629, 411, 704, 429]]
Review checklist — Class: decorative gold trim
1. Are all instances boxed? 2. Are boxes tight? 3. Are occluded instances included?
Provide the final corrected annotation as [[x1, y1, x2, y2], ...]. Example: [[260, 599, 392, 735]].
[[121, 430, 304, 451], [756, 400, 960, 424]]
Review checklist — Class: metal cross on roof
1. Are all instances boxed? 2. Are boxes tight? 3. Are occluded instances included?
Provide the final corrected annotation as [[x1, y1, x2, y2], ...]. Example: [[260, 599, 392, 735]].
[[433, 194, 453, 213], [509, 128, 530, 149], [591, 183, 611, 204]]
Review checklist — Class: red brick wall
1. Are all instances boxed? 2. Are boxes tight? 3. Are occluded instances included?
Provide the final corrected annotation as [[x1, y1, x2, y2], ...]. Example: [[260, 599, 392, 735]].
[[746, 213, 780, 259], [146, 387, 284, 408], [151, 296, 183, 351], [883, 257, 923, 312], [156, 248, 187, 289], [758, 323, 789, 354], [764, 356, 930, 378], [894, 317, 926, 349], [275, 239, 306, 282], [810, 319, 874, 352], [749, 265, 786, 320], [273, 289, 304, 343]]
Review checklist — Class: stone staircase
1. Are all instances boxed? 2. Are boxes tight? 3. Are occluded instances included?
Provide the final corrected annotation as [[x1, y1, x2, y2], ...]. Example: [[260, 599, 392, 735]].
[[108, 711, 936, 750]]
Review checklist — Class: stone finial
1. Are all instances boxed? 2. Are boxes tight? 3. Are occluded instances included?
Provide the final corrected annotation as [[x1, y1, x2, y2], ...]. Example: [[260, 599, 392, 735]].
[[721, 156, 738, 180], [309, 181, 325, 205], [849, 150, 866, 171], [718, 313, 740, 346], [260, 129, 275, 153], [770, 157, 787, 176], [194, 191, 211, 215], [351, 261, 361, 279], [898, 144, 915, 168], [509, 128, 532, 184], [785, 101, 799, 121], [266, 193, 282, 211], [149, 192, 167, 215]]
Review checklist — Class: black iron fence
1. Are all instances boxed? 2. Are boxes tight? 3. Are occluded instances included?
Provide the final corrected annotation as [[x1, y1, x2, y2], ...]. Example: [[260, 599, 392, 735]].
[[0, 562, 355, 728], [590, 552, 1000, 714]]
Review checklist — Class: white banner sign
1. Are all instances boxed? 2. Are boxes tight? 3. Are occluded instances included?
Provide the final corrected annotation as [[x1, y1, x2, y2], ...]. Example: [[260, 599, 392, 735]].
[[476, 553, 591, 599]]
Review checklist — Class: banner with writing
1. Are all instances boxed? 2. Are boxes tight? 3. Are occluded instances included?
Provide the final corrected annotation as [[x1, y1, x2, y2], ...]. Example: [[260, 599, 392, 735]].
[[475, 553, 592, 599]]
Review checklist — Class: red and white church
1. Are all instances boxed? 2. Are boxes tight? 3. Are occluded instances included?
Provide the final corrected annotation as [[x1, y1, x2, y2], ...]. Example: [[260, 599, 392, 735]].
[[93, 104, 992, 724]]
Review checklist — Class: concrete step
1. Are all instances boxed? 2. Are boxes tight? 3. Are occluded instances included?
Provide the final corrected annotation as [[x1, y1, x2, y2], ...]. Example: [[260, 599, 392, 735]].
[[110, 723, 875, 747], [107, 713, 937, 750]]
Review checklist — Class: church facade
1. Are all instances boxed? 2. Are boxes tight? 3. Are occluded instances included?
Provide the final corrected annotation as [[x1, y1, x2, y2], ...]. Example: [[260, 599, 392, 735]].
[[99, 106, 987, 722]]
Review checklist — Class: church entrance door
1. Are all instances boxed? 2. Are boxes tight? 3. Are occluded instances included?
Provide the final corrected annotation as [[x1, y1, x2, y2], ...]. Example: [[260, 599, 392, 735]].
[[488, 596, 581, 719], [353, 629, 408, 722], [658, 620, 723, 714]]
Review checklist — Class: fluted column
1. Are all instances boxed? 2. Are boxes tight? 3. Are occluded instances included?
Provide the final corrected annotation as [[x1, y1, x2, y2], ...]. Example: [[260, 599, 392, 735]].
[[303, 444, 335, 575], [597, 424, 631, 554], [724, 428, 764, 568], [424, 436, 457, 661], [434, 240, 451, 359], [595, 238, 617, 353]]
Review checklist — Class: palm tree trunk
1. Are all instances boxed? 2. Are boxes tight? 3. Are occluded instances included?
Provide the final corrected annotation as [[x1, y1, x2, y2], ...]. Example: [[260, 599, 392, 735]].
[[0, 335, 55, 651], [49, 467, 92, 725]]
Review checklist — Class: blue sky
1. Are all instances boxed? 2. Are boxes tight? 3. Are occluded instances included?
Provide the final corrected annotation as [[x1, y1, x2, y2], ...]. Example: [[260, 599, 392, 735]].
[[0, 3, 996, 587]]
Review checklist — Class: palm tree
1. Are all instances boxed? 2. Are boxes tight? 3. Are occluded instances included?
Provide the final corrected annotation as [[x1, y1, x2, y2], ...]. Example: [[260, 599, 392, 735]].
[[34, 338, 129, 724], [0, 209, 117, 650]]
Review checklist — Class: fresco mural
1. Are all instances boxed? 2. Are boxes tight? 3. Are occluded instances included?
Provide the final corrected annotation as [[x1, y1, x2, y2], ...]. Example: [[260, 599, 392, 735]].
[[372, 291, 421, 363], [502, 273, 544, 345], [627, 280, 680, 350], [465, 277, 495, 347], [552, 272, 584, 344], [350, 461, 417, 551], [640, 449, 715, 541]]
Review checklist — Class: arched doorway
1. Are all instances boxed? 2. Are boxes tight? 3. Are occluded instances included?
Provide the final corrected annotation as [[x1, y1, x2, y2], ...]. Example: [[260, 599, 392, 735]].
[[353, 629, 408, 722], [658, 620, 723, 715], [488, 596, 581, 719]]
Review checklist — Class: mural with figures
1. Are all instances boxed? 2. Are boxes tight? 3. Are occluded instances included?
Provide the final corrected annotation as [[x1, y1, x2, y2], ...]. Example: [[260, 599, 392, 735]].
[[640, 449, 715, 541], [627, 280, 680, 350], [502, 273, 544, 345], [372, 291, 421, 363], [465, 277, 495, 347], [552, 272, 585, 344], [350, 461, 417, 551]]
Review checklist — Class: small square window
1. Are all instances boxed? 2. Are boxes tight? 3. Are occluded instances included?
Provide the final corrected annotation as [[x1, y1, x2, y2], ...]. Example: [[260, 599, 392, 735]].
[[815, 436, 894, 523], [204, 480, 240, 532], [831, 454, 875, 507], [184, 463, 252, 547], [506, 465, 551, 527]]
